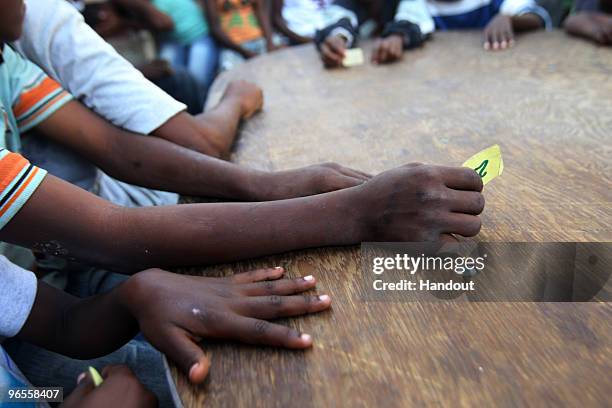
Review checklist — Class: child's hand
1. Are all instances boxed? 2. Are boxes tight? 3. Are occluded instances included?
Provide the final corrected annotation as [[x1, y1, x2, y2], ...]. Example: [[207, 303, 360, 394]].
[[120, 267, 332, 384], [223, 80, 264, 119], [371, 35, 404, 64], [350, 164, 485, 242], [320, 35, 347, 68], [61, 365, 157, 408], [255, 163, 371, 201], [565, 12, 612, 45], [483, 14, 515, 51]]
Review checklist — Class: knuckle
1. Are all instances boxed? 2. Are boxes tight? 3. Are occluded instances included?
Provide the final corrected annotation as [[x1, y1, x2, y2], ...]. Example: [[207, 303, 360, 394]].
[[419, 166, 441, 182], [268, 295, 283, 306], [415, 187, 444, 206], [263, 280, 276, 291], [253, 320, 270, 335]]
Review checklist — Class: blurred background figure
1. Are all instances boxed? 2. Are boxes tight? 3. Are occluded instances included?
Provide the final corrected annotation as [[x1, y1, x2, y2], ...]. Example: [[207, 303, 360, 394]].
[[204, 0, 280, 70], [564, 0, 612, 44], [271, 0, 333, 44], [78, 0, 211, 112]]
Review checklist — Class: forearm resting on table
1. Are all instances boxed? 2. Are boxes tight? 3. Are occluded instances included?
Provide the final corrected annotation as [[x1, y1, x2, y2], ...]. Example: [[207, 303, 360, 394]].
[[17, 280, 138, 359], [36, 101, 257, 199], [0, 175, 358, 272], [154, 105, 243, 159], [512, 13, 545, 31]]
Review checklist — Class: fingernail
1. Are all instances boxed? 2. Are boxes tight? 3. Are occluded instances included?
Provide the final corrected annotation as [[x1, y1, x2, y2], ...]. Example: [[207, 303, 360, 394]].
[[189, 363, 199, 379], [300, 333, 312, 342], [303, 275, 314, 282], [318, 294, 330, 302], [77, 372, 86, 385]]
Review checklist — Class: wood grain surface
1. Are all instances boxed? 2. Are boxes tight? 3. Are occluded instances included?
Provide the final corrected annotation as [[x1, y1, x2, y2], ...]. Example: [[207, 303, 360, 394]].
[[172, 31, 612, 407]]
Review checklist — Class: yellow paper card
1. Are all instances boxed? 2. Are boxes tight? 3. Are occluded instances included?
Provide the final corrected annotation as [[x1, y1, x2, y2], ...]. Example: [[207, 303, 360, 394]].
[[462, 144, 503, 185], [89, 366, 104, 387], [342, 48, 364, 67]]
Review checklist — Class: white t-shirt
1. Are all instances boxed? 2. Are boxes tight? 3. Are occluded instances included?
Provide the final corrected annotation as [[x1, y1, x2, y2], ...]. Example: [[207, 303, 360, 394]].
[[0, 256, 48, 407], [13, 0, 186, 135], [282, 0, 334, 38]]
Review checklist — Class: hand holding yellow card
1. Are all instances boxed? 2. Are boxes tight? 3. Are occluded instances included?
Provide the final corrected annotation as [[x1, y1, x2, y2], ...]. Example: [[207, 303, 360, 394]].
[[342, 48, 364, 67], [462, 144, 503, 185]]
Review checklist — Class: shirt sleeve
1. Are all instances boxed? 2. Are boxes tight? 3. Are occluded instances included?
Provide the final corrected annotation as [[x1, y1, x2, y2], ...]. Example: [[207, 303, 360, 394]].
[[395, 0, 436, 35], [0, 255, 37, 338], [13, 0, 186, 135], [322, 3, 360, 45], [0, 150, 47, 230], [500, 0, 553, 29], [5, 46, 74, 133]]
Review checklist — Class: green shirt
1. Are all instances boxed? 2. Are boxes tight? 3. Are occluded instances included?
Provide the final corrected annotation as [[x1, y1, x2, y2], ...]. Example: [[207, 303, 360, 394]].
[[152, 0, 209, 45]]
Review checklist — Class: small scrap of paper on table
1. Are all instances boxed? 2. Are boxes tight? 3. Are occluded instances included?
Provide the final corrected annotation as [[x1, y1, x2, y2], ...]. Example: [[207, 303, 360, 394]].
[[342, 48, 364, 67], [462, 144, 503, 185]]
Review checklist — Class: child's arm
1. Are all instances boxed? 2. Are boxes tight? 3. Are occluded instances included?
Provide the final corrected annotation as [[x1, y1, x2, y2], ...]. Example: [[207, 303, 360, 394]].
[[32, 98, 370, 201], [565, 12, 612, 44], [153, 80, 263, 159], [111, 0, 174, 32], [201, 0, 258, 58], [18, 267, 331, 384], [1, 163, 484, 272], [371, 0, 432, 64], [270, 0, 312, 44], [484, 0, 551, 50], [511, 13, 546, 31], [252, 0, 278, 51]]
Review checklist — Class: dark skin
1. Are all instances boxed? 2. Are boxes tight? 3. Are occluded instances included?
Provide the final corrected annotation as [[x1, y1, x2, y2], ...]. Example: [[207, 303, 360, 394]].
[[564, 12, 612, 45], [4, 1, 484, 269], [271, 0, 313, 44], [151, 79, 262, 159], [31, 93, 370, 201], [320, 34, 405, 68], [1, 163, 484, 273], [18, 267, 331, 385], [319, 0, 405, 67], [62, 365, 157, 408], [203, 0, 278, 59], [483, 13, 545, 51]]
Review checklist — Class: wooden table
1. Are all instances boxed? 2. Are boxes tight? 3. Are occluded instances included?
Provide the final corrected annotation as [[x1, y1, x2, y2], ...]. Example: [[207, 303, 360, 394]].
[[171, 31, 612, 407]]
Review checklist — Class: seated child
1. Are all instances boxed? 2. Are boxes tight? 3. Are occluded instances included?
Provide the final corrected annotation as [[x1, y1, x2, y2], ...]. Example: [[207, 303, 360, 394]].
[[316, 0, 552, 68], [564, 0, 612, 44], [315, 0, 431, 67], [1, 254, 330, 404], [271, 0, 334, 44], [80, 0, 208, 113], [109, 0, 220, 96], [204, 0, 278, 70]]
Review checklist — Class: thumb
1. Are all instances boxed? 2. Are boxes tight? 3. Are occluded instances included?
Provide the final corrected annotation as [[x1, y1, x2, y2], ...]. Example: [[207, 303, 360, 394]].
[[163, 328, 211, 384], [62, 371, 95, 406]]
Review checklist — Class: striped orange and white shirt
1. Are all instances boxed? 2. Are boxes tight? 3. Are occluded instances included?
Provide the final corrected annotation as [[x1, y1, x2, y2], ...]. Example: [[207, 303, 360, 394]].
[[0, 44, 72, 229], [0, 149, 46, 229]]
